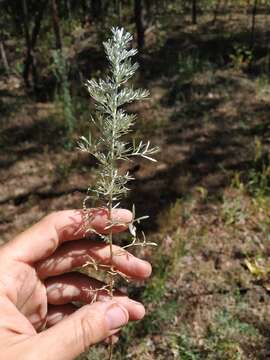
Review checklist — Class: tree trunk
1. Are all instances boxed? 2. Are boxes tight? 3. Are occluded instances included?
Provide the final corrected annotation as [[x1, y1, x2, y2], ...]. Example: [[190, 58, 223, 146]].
[[212, 0, 222, 24], [22, 0, 31, 50], [81, 0, 88, 24], [115, 0, 122, 24], [246, 0, 251, 14], [192, 0, 197, 24], [0, 41, 9, 74], [134, 0, 145, 52], [250, 0, 258, 49], [31, 3, 46, 49], [22, 0, 31, 87], [91, 0, 102, 20], [22, 0, 46, 91], [51, 0, 62, 50], [65, 0, 71, 18]]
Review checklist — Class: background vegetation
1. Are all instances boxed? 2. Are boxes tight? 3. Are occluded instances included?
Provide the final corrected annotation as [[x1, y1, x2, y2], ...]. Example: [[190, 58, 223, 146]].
[[1, 0, 270, 359]]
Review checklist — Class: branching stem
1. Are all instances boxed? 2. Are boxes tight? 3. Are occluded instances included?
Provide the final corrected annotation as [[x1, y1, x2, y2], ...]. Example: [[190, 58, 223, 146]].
[[78, 27, 158, 360]]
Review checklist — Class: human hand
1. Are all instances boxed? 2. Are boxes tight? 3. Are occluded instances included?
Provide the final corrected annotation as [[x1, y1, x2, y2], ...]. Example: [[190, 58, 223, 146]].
[[0, 209, 151, 360]]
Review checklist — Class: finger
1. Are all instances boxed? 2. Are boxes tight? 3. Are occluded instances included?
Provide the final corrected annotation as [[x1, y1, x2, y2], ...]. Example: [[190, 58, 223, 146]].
[[36, 239, 152, 280], [47, 304, 119, 344], [47, 304, 78, 327], [47, 305, 120, 346], [32, 301, 129, 359], [45, 273, 145, 321], [6, 209, 132, 263]]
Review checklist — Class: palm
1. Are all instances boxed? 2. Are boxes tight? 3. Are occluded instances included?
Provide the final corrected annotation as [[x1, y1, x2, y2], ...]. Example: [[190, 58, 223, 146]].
[[9, 261, 47, 330], [0, 257, 47, 337]]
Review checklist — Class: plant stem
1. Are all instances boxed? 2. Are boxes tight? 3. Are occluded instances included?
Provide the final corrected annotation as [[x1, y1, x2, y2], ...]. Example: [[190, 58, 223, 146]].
[[109, 340, 113, 360], [108, 90, 117, 359], [108, 194, 114, 298], [108, 81, 118, 298], [108, 194, 114, 360]]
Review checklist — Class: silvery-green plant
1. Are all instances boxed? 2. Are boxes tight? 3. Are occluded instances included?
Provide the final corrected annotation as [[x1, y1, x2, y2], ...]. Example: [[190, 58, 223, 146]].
[[78, 27, 158, 359]]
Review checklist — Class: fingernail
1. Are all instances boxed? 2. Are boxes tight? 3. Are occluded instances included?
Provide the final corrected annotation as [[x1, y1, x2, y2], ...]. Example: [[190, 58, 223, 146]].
[[141, 260, 152, 277], [130, 300, 146, 319], [106, 304, 128, 330]]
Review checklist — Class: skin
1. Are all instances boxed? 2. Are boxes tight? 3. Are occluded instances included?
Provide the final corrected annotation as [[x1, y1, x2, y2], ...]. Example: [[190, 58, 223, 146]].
[[0, 209, 152, 360]]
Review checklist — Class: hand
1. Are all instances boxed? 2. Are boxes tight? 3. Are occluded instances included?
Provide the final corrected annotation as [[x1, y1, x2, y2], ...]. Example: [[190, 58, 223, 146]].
[[0, 209, 151, 360]]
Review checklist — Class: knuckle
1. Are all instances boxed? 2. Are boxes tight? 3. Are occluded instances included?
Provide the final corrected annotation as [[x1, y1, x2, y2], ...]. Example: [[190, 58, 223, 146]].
[[80, 316, 95, 350], [112, 244, 130, 258], [78, 308, 107, 349]]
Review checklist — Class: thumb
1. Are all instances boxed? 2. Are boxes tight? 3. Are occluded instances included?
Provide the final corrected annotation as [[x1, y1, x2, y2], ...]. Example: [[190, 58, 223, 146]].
[[34, 301, 129, 360]]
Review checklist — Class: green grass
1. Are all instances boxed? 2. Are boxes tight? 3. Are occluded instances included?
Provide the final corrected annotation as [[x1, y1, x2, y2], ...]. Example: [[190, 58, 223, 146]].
[[142, 300, 179, 335], [204, 309, 260, 360]]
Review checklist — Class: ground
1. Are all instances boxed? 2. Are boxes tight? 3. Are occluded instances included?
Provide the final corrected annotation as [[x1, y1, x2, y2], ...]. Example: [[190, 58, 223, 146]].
[[1, 11, 270, 360]]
